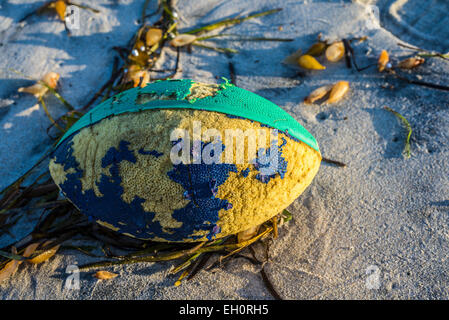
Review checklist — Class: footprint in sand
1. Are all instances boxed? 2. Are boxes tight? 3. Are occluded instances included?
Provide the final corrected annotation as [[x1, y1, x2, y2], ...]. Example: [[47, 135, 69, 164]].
[[377, 0, 449, 52]]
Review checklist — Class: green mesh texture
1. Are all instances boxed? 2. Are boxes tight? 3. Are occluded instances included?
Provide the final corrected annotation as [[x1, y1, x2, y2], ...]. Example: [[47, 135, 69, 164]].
[[56, 79, 319, 152]]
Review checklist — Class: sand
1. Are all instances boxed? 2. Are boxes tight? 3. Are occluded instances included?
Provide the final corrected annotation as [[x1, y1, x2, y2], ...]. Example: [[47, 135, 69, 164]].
[[0, 0, 449, 299]]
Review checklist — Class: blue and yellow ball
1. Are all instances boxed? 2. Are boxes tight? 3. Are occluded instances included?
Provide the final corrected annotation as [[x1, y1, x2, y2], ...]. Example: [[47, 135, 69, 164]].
[[49, 79, 321, 242]]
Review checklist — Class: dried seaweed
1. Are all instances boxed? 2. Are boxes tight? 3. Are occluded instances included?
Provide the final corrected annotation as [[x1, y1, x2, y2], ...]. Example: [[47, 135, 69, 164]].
[[78, 227, 273, 271], [342, 38, 374, 72], [38, 97, 65, 133], [196, 34, 293, 42], [321, 157, 347, 167], [184, 8, 282, 35], [387, 70, 449, 91], [192, 42, 238, 54], [186, 252, 213, 281], [397, 43, 449, 61]]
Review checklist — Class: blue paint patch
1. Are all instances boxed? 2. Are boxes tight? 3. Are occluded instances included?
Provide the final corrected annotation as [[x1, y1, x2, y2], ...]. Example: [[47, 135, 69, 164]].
[[103, 140, 136, 167], [280, 137, 287, 149], [283, 130, 301, 144], [241, 168, 250, 177], [167, 141, 237, 240], [225, 114, 245, 120], [252, 137, 288, 184], [207, 225, 221, 240], [225, 114, 255, 123], [52, 137, 236, 241], [138, 148, 163, 157]]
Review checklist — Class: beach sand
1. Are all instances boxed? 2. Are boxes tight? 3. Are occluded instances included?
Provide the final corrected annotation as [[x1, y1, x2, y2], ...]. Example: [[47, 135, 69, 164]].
[[0, 0, 448, 299]]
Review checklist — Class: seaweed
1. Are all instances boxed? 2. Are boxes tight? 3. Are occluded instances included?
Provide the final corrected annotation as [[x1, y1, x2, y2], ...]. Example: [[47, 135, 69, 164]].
[[384, 107, 412, 158], [321, 157, 347, 167], [184, 8, 282, 35]]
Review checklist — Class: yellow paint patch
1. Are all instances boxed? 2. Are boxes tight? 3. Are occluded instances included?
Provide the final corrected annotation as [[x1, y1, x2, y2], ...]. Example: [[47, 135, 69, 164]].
[[96, 220, 120, 232], [48, 160, 76, 186], [186, 82, 220, 101], [119, 151, 186, 230], [122, 232, 136, 238], [135, 82, 220, 105]]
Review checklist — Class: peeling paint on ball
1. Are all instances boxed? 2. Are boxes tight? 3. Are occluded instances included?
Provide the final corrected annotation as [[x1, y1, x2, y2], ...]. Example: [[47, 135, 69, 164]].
[[49, 79, 321, 242]]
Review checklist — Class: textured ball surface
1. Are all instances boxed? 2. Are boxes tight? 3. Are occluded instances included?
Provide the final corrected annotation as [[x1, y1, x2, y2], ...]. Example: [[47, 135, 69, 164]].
[[49, 80, 321, 242]]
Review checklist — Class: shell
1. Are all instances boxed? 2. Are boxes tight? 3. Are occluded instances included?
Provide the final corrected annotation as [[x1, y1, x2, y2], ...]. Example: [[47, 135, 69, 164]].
[[0, 243, 41, 282], [325, 41, 345, 62], [49, 80, 321, 242], [306, 42, 327, 56], [0, 248, 19, 283], [0, 260, 19, 283], [170, 34, 197, 47], [304, 85, 332, 104], [397, 57, 425, 69], [297, 55, 326, 70], [42, 72, 60, 89], [378, 50, 389, 72], [23, 243, 40, 258], [18, 84, 47, 98], [145, 28, 163, 47], [28, 241, 60, 264], [326, 81, 349, 104], [54, 0, 66, 21], [18, 72, 60, 98], [94, 271, 118, 280]]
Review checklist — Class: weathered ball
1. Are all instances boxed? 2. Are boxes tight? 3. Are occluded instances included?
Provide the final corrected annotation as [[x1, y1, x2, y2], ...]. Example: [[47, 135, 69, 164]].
[[49, 79, 321, 242]]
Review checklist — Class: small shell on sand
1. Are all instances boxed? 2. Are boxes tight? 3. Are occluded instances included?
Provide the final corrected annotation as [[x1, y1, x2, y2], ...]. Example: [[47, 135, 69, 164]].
[[0, 247, 19, 283], [297, 54, 326, 70], [0, 260, 19, 283], [0, 243, 41, 282], [94, 271, 118, 280], [304, 85, 332, 104], [54, 0, 66, 21], [397, 56, 425, 69], [145, 28, 163, 47], [27, 241, 60, 264], [17, 72, 60, 98], [23, 243, 40, 258], [325, 41, 345, 62], [326, 81, 349, 104], [378, 50, 389, 72]]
